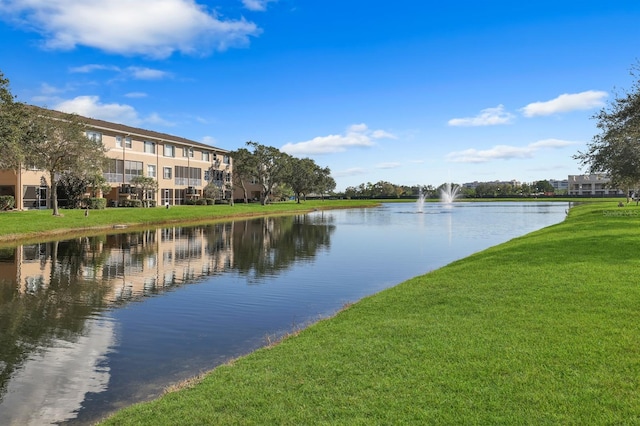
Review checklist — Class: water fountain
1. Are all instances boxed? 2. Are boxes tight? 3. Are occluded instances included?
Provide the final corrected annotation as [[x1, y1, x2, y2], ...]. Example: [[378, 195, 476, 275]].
[[440, 182, 461, 205], [416, 188, 426, 213]]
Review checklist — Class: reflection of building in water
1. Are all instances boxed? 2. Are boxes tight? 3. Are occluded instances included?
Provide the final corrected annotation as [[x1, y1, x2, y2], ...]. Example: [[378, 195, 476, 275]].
[[0, 224, 233, 424], [1, 223, 234, 303]]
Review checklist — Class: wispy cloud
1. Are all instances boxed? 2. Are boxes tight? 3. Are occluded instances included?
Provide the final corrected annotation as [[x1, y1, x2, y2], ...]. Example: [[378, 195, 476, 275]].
[[281, 123, 397, 155], [70, 64, 171, 81], [126, 67, 171, 80], [333, 167, 368, 178], [520, 90, 608, 117], [69, 64, 120, 73], [242, 0, 278, 11], [448, 104, 515, 127], [446, 139, 578, 163], [0, 0, 261, 58], [124, 92, 148, 98], [376, 162, 402, 169], [53, 95, 174, 127]]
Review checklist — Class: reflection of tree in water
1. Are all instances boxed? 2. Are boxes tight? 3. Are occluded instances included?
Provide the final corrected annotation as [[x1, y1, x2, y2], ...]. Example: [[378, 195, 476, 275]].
[[232, 214, 335, 281], [0, 214, 334, 401], [0, 237, 113, 402]]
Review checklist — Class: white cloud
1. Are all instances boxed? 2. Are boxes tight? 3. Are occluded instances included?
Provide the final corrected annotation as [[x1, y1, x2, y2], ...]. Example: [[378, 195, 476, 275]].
[[376, 162, 402, 169], [528, 138, 577, 149], [242, 0, 278, 11], [281, 123, 397, 155], [69, 64, 120, 73], [39, 83, 64, 95], [124, 92, 148, 98], [126, 66, 170, 80], [520, 90, 608, 117], [333, 167, 368, 178], [448, 104, 515, 127], [53, 95, 173, 127], [446, 139, 579, 163], [0, 0, 261, 58]]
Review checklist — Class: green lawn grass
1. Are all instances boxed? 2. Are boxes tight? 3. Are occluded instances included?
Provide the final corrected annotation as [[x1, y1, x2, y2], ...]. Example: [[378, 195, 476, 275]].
[[98, 201, 640, 425], [0, 200, 380, 244]]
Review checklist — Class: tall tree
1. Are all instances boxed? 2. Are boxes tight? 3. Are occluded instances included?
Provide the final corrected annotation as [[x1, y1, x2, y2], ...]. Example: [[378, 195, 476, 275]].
[[574, 63, 640, 190], [25, 109, 108, 215], [0, 71, 28, 170], [314, 166, 336, 200], [245, 141, 291, 205], [288, 157, 318, 203], [228, 147, 255, 203]]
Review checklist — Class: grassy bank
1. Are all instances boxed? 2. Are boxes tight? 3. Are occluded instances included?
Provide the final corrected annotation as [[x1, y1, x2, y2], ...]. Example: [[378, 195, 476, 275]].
[[98, 201, 639, 424], [0, 200, 380, 244]]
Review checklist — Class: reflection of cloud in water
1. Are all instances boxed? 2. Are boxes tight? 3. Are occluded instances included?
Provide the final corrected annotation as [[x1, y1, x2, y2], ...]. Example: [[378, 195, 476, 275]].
[[0, 317, 115, 426]]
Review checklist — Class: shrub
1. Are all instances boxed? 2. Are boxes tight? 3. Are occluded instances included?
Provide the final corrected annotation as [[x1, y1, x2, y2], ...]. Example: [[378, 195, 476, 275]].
[[195, 198, 207, 205], [0, 195, 15, 211], [83, 198, 107, 210], [119, 199, 143, 208], [205, 198, 215, 205]]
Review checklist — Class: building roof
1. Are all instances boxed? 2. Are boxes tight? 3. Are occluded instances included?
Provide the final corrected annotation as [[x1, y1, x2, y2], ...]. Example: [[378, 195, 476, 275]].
[[28, 105, 229, 153]]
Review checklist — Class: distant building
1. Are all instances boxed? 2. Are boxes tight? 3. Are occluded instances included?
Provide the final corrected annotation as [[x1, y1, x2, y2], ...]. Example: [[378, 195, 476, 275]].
[[567, 174, 623, 196], [462, 179, 521, 189], [549, 179, 569, 192]]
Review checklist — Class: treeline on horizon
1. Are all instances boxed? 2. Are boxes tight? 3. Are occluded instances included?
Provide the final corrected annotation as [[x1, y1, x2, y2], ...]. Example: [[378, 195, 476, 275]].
[[340, 179, 559, 199]]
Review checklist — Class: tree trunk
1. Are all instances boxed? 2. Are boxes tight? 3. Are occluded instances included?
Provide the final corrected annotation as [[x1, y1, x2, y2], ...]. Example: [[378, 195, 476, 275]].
[[50, 171, 60, 216]]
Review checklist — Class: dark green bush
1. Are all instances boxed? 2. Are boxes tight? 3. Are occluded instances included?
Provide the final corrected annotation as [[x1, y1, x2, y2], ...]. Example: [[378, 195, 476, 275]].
[[83, 198, 107, 210], [119, 199, 143, 208]]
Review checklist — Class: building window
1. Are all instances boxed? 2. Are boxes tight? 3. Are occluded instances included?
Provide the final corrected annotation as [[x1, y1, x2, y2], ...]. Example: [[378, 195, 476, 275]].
[[144, 141, 155, 154], [125, 137, 132, 149], [125, 160, 143, 178], [203, 151, 210, 162], [175, 166, 202, 186], [116, 135, 122, 148], [163, 167, 172, 179], [148, 164, 156, 178], [183, 147, 194, 158], [223, 155, 230, 165], [86, 131, 102, 143], [164, 144, 175, 157]]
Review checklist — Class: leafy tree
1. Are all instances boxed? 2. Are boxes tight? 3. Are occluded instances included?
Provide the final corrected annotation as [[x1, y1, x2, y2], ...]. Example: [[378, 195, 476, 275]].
[[288, 157, 319, 203], [574, 63, 640, 190], [24, 109, 108, 215], [534, 180, 554, 194], [0, 71, 29, 170], [58, 169, 111, 208], [314, 166, 336, 200], [228, 147, 255, 203], [57, 171, 90, 209], [245, 141, 292, 205], [203, 181, 222, 200], [130, 176, 159, 207]]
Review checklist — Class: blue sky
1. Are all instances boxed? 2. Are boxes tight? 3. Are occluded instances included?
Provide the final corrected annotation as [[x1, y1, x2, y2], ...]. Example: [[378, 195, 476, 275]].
[[1, 1, 639, 191]]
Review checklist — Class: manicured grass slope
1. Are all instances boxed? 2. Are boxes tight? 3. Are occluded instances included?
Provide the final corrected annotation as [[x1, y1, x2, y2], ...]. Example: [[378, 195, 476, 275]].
[[100, 203, 637, 424], [0, 200, 379, 244]]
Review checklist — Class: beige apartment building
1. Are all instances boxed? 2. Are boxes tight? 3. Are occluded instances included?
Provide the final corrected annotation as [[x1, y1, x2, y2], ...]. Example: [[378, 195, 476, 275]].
[[567, 174, 624, 196], [0, 109, 232, 209]]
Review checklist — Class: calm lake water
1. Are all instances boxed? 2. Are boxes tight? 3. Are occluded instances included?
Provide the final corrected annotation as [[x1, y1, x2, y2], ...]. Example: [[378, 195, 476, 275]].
[[0, 201, 568, 425]]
